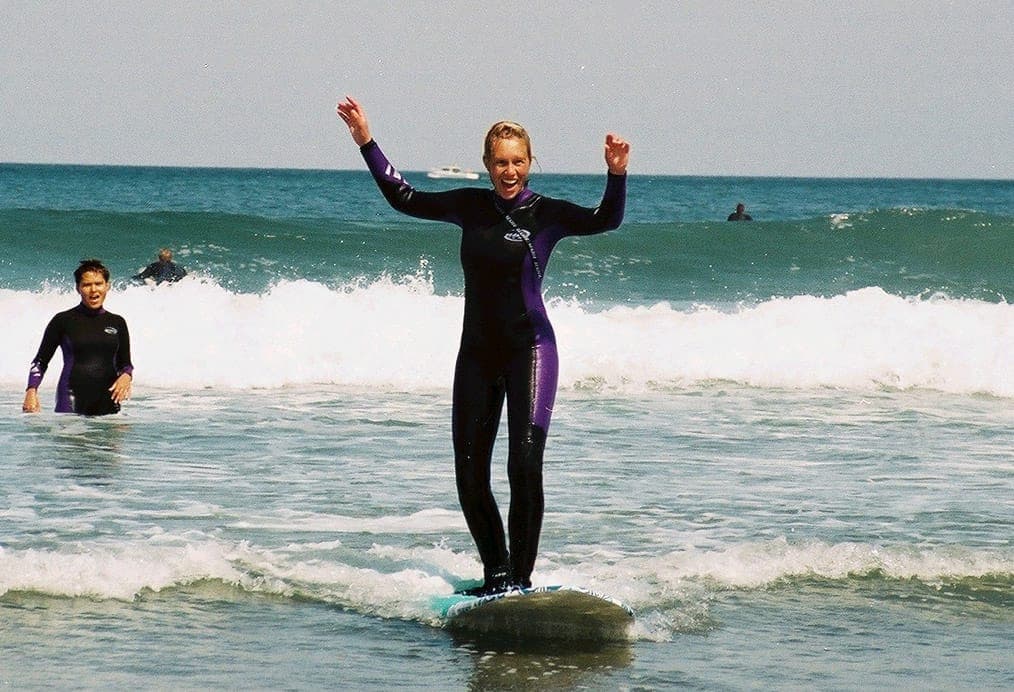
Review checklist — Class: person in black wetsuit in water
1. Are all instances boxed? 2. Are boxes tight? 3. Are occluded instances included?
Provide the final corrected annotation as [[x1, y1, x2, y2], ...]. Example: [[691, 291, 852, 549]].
[[23, 259, 134, 416], [337, 96, 630, 595], [134, 247, 187, 284], [727, 202, 752, 221]]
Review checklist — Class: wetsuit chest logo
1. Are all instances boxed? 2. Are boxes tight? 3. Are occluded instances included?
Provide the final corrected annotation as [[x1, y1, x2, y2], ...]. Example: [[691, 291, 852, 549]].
[[104, 327, 118, 335], [504, 228, 531, 243]]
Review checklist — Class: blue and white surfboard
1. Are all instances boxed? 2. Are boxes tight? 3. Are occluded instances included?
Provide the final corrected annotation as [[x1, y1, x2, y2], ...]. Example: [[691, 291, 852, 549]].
[[433, 585, 634, 642]]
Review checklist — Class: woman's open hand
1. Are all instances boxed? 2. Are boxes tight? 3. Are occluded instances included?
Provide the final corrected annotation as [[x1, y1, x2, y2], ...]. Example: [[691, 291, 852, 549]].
[[337, 96, 372, 146], [109, 373, 132, 405]]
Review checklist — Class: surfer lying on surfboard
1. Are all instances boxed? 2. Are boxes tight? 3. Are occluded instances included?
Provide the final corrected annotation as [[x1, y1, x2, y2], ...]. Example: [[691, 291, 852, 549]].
[[337, 96, 630, 595]]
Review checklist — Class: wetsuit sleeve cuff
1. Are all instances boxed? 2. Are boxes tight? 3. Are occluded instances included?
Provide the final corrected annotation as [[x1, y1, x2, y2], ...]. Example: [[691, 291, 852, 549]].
[[27, 363, 44, 390], [359, 139, 377, 153]]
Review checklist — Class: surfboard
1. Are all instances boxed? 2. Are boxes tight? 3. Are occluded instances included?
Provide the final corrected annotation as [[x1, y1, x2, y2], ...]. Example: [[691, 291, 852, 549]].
[[433, 585, 634, 642]]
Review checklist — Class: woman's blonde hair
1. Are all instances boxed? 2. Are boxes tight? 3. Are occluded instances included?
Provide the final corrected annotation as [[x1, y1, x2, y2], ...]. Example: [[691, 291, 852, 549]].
[[483, 120, 533, 165]]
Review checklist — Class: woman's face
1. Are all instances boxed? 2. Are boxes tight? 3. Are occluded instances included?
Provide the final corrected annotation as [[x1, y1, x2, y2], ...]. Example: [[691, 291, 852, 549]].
[[77, 270, 110, 310], [485, 137, 531, 200]]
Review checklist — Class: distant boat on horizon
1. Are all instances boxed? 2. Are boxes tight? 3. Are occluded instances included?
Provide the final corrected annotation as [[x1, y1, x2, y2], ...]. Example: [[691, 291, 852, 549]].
[[427, 165, 480, 180]]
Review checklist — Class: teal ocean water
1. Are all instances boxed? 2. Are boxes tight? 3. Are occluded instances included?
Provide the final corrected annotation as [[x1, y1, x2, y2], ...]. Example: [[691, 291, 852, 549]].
[[1, 163, 1012, 689]]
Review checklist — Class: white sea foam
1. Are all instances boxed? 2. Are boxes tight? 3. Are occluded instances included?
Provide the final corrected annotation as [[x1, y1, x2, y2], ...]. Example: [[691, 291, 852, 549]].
[[635, 537, 1013, 589], [3, 536, 1008, 639], [0, 540, 252, 601], [228, 507, 463, 534], [3, 278, 1011, 397]]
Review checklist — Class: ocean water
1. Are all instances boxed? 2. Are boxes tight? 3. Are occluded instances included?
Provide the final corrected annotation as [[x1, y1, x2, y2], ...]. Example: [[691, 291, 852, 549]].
[[1, 163, 1011, 689]]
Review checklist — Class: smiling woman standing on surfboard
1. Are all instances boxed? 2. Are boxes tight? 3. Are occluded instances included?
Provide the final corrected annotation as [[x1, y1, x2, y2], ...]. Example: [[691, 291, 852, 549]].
[[337, 96, 629, 596]]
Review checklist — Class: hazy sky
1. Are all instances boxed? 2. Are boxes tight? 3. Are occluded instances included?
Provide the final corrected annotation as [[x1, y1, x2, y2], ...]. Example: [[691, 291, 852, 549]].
[[2, 1, 1011, 177]]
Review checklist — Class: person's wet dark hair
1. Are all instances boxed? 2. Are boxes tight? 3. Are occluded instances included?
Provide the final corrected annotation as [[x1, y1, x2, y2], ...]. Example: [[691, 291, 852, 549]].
[[74, 258, 110, 285]]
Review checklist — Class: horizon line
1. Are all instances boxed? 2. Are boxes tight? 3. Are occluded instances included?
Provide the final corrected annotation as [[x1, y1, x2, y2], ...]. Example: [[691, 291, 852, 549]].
[[3, 160, 1011, 183]]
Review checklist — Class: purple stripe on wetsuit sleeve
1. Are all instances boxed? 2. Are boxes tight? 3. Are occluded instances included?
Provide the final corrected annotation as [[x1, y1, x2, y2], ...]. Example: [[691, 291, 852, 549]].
[[360, 140, 404, 184], [27, 362, 45, 390]]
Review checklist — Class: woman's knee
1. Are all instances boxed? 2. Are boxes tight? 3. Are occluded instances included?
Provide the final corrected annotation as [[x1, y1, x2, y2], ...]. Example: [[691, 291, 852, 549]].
[[508, 425, 547, 478]]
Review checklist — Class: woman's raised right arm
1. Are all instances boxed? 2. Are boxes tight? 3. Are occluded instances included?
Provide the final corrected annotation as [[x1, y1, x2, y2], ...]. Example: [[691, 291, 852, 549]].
[[336, 96, 465, 224]]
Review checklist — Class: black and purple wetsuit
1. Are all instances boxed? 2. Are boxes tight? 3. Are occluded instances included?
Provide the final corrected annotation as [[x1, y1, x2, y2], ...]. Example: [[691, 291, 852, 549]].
[[27, 304, 133, 416], [359, 140, 626, 589]]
